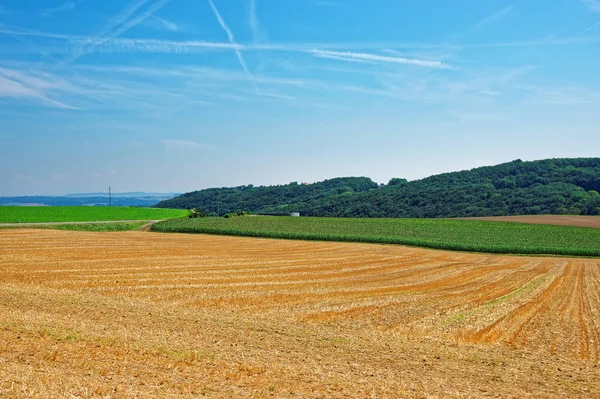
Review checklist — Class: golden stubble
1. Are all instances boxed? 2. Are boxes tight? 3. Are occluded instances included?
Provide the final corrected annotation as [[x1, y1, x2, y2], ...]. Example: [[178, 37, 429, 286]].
[[1, 229, 599, 398]]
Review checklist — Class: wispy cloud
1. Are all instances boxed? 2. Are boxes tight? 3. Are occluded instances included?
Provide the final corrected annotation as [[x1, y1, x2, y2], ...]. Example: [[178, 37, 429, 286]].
[[105, 0, 172, 41], [249, 0, 259, 41], [0, 23, 81, 40], [76, 38, 241, 54], [42, 1, 77, 19], [248, 0, 267, 43], [313, 53, 378, 64], [91, 0, 152, 41], [208, 0, 253, 81], [0, 67, 78, 109], [582, 0, 600, 12], [471, 5, 514, 31], [445, 4, 514, 46], [582, 19, 600, 34], [153, 16, 181, 32], [59, 0, 172, 66], [310, 49, 450, 68], [2, 23, 599, 54]]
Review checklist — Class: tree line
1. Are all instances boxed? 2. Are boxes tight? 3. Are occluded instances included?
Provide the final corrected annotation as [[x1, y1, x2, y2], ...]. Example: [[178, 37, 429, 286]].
[[155, 158, 600, 218]]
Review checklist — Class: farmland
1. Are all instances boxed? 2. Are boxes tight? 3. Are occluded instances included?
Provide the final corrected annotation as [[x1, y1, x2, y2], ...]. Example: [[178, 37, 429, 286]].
[[153, 216, 600, 257], [463, 215, 600, 229], [1, 229, 599, 398], [0, 206, 188, 223]]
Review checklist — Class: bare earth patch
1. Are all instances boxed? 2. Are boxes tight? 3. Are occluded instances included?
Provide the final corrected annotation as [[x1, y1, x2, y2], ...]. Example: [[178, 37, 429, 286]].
[[1, 229, 599, 398], [461, 215, 600, 228]]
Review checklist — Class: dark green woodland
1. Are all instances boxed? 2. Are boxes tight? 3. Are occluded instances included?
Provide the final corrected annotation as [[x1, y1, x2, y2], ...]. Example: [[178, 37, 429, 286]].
[[155, 158, 600, 218]]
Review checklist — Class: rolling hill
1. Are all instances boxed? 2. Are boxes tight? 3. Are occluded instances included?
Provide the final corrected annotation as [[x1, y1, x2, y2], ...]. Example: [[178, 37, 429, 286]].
[[155, 158, 600, 218]]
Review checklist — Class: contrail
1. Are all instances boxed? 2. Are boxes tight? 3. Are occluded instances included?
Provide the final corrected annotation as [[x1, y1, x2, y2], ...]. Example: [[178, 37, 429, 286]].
[[207, 0, 253, 82]]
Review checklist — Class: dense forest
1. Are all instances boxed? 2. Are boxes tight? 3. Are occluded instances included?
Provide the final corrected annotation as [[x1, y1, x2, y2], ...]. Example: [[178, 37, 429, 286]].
[[155, 177, 378, 215], [155, 158, 600, 218]]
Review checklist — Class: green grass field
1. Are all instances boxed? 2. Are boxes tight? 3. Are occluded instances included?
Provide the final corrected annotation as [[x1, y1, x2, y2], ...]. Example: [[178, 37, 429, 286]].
[[152, 216, 600, 257], [0, 206, 188, 223]]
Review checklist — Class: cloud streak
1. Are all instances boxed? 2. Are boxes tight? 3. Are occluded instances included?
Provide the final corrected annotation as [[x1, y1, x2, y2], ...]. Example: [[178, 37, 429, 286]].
[[208, 0, 253, 83], [42, 1, 77, 19], [105, 0, 172, 41], [0, 67, 77, 109], [310, 49, 450, 68], [153, 16, 181, 32], [471, 5, 514, 31], [582, 19, 600, 34], [91, 0, 152, 41], [58, 0, 171, 66], [249, 0, 259, 41], [2, 23, 599, 54]]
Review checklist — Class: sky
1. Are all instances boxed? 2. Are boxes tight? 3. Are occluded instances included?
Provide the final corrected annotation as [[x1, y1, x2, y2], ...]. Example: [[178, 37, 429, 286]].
[[0, 0, 599, 196]]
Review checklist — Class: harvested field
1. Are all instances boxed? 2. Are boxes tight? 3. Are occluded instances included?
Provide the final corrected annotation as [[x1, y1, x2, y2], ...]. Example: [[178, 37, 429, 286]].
[[462, 215, 600, 229], [1, 229, 599, 398]]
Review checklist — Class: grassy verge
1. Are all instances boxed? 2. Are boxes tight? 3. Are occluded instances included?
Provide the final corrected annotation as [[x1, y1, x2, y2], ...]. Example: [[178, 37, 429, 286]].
[[0, 222, 148, 232], [152, 216, 600, 257], [0, 206, 188, 223]]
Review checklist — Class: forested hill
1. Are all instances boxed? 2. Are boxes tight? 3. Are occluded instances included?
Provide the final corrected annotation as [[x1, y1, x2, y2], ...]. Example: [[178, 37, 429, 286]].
[[154, 177, 379, 215], [155, 158, 600, 218]]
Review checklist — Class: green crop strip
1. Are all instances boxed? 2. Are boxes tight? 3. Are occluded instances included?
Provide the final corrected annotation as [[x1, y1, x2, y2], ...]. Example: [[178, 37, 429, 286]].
[[0, 206, 188, 223], [152, 216, 600, 257]]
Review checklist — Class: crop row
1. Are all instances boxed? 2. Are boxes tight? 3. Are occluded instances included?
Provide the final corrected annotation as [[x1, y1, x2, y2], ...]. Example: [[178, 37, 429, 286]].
[[152, 217, 600, 257]]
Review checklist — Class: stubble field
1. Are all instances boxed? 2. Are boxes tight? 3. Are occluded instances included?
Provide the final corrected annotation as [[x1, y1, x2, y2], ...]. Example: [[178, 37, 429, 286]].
[[1, 229, 599, 398]]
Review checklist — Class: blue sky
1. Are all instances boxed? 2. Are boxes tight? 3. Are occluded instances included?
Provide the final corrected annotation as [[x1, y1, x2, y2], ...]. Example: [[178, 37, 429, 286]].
[[1, 0, 599, 195]]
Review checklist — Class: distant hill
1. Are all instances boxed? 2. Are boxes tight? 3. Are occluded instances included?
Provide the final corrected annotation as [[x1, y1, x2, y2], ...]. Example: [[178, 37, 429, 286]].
[[155, 158, 600, 218], [0, 192, 178, 207], [66, 192, 179, 198]]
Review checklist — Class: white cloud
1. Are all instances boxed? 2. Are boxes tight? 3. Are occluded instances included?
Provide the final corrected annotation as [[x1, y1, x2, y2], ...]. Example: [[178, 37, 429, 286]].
[[104, 0, 173, 42], [76, 38, 241, 54], [153, 16, 181, 32], [248, 0, 267, 43], [582, 19, 600, 34], [42, 1, 77, 19], [310, 50, 450, 68], [0, 68, 77, 109], [471, 5, 514, 31], [208, 0, 253, 82], [58, 0, 172, 66]]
